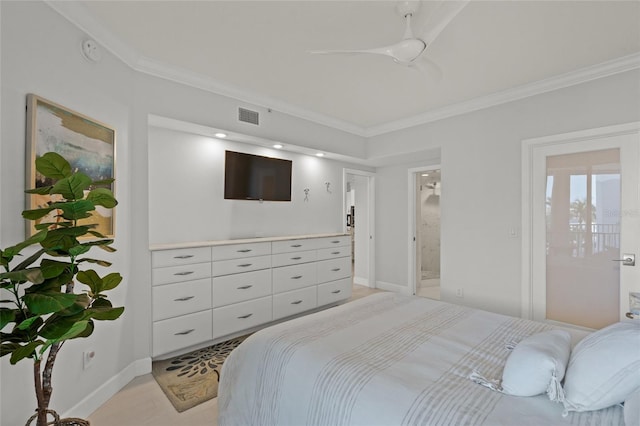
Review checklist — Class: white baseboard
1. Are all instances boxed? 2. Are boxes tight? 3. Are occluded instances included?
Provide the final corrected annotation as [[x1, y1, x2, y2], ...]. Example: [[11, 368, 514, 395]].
[[353, 276, 370, 287], [376, 280, 411, 295], [62, 357, 152, 419]]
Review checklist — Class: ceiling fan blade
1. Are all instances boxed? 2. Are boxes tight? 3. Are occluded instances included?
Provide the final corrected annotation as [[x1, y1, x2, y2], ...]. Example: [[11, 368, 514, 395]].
[[309, 47, 393, 57], [419, 0, 469, 46], [311, 38, 426, 64], [412, 57, 443, 81]]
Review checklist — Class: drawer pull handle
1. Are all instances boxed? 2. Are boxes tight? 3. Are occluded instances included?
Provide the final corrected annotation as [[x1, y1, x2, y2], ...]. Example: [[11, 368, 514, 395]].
[[331, 290, 342, 294], [238, 263, 253, 268], [331, 268, 341, 272], [174, 271, 194, 276], [237, 285, 253, 290], [238, 313, 253, 319], [331, 251, 341, 255], [174, 329, 195, 336], [331, 240, 340, 244], [291, 244, 302, 248], [291, 275, 303, 280], [291, 256, 302, 260], [237, 249, 252, 253], [291, 300, 303, 305], [174, 296, 195, 302], [173, 255, 194, 259]]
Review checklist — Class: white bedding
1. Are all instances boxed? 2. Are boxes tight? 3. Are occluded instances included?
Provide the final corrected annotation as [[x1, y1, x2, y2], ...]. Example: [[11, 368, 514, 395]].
[[218, 293, 623, 425]]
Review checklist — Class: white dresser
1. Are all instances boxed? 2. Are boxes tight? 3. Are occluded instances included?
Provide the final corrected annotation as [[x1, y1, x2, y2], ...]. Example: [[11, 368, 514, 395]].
[[150, 234, 352, 357]]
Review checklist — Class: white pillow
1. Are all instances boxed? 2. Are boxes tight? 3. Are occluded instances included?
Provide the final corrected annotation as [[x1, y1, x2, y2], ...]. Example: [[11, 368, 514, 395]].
[[562, 321, 640, 412], [501, 329, 571, 397], [625, 387, 640, 426]]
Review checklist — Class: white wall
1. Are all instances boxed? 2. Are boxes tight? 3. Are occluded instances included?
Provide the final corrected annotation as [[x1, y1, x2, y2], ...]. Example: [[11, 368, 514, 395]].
[[352, 174, 369, 285], [0, 2, 370, 424], [149, 126, 350, 244], [370, 69, 640, 317]]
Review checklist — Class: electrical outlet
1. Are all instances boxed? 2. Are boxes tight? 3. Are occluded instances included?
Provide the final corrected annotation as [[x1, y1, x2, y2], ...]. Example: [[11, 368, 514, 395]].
[[83, 349, 96, 370], [455, 288, 464, 298]]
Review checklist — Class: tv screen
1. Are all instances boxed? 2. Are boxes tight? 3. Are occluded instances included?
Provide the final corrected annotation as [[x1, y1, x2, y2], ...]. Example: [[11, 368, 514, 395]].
[[224, 150, 292, 201]]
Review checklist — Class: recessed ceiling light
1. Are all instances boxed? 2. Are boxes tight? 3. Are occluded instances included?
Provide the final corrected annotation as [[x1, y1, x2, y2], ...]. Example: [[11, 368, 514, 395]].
[[273, 144, 283, 149], [215, 132, 227, 138], [316, 153, 325, 157]]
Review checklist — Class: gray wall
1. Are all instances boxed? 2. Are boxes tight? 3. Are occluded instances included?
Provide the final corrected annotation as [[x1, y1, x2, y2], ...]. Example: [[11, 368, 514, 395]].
[[370, 68, 640, 316]]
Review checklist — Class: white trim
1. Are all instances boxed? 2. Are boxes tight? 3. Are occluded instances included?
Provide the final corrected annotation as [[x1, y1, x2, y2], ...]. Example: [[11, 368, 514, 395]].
[[521, 121, 640, 321], [343, 168, 376, 290], [353, 276, 370, 287], [45, 1, 640, 138], [61, 357, 152, 419], [366, 53, 640, 137], [376, 281, 411, 296], [407, 165, 441, 296]]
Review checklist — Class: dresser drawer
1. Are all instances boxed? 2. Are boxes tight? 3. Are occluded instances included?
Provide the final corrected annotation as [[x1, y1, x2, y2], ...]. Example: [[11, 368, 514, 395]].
[[317, 278, 352, 306], [211, 242, 271, 261], [212, 255, 271, 277], [152, 262, 212, 286], [212, 269, 272, 307], [211, 296, 272, 339], [316, 246, 351, 261], [315, 235, 350, 249], [272, 262, 317, 293], [271, 249, 317, 267], [317, 257, 352, 284], [153, 278, 212, 321], [152, 247, 211, 268], [272, 238, 317, 254], [153, 310, 213, 357], [272, 286, 317, 320]]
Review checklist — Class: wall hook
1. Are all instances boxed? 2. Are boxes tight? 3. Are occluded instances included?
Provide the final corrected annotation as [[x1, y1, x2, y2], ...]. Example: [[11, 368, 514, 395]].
[[304, 188, 310, 202], [325, 182, 332, 193]]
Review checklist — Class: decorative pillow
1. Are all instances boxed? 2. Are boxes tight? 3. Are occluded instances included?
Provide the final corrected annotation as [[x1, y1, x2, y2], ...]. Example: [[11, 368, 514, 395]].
[[501, 329, 571, 397], [624, 387, 640, 426], [562, 321, 640, 413]]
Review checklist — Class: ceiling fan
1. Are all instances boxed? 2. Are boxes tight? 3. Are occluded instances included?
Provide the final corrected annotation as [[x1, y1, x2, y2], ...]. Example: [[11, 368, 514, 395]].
[[310, 0, 469, 78]]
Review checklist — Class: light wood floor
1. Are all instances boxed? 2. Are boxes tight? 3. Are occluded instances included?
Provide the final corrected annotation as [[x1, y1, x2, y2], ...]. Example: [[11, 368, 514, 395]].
[[88, 284, 382, 426]]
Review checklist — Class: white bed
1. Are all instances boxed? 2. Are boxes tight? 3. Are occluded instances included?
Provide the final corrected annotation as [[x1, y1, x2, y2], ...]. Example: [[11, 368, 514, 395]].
[[218, 293, 624, 425]]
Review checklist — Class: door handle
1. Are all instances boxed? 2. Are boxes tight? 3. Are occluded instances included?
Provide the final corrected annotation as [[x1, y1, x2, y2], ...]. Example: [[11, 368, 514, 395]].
[[612, 254, 635, 266]]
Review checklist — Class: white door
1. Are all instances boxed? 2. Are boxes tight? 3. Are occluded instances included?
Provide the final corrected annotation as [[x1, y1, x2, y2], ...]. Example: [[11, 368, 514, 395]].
[[522, 123, 640, 329]]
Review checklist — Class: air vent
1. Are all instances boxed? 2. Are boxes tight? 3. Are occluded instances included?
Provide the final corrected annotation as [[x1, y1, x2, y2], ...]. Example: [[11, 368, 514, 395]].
[[238, 108, 259, 125]]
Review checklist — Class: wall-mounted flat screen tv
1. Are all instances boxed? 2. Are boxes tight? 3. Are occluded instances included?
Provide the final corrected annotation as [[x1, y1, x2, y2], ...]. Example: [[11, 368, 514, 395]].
[[224, 150, 292, 201]]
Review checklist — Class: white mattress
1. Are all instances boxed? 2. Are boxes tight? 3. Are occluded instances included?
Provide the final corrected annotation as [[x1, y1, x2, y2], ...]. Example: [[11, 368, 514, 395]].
[[218, 293, 623, 425]]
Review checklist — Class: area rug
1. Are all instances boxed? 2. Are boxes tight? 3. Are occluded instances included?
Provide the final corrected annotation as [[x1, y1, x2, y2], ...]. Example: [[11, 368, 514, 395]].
[[152, 335, 249, 412]]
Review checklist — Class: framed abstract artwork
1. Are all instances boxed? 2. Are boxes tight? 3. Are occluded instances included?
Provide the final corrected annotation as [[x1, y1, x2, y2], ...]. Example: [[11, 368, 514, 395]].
[[25, 94, 116, 238]]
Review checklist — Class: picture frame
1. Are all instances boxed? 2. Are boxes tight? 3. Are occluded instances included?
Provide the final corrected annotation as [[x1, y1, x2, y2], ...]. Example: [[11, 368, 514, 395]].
[[25, 94, 116, 238]]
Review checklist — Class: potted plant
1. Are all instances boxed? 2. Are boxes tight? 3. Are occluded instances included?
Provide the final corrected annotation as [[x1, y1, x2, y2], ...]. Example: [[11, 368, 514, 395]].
[[0, 152, 124, 426]]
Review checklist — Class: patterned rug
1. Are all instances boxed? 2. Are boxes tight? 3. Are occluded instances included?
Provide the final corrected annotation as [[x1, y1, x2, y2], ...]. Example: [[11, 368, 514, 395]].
[[152, 335, 249, 412]]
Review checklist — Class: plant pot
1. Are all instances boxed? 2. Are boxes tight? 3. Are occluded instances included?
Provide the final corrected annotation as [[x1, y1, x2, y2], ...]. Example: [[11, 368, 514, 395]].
[[25, 409, 90, 426]]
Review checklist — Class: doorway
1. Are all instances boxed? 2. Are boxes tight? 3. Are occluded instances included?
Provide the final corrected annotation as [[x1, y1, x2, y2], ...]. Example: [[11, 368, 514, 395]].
[[522, 123, 640, 329], [408, 166, 441, 299], [344, 169, 375, 289]]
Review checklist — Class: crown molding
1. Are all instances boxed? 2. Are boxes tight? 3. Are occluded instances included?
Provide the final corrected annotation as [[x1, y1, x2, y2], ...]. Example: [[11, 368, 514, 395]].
[[365, 52, 640, 137], [46, 1, 640, 140]]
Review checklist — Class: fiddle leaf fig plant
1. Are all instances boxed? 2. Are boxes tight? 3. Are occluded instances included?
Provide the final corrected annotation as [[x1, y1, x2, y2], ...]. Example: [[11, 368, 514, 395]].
[[0, 152, 124, 426]]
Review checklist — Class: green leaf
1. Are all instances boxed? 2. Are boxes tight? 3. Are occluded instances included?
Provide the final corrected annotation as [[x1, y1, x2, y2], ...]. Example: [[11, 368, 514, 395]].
[[10, 340, 43, 364], [0, 309, 17, 329], [13, 248, 47, 271], [25, 186, 54, 195], [68, 245, 91, 257], [77, 258, 112, 267], [2, 230, 48, 260], [0, 268, 44, 284], [75, 320, 94, 338], [51, 173, 92, 200], [40, 315, 77, 339], [76, 270, 101, 294], [0, 342, 21, 357], [55, 199, 95, 221], [35, 152, 71, 179], [23, 292, 78, 315], [91, 178, 115, 186], [86, 306, 124, 321], [101, 273, 122, 292], [22, 207, 56, 221], [16, 316, 41, 331], [40, 320, 89, 354], [86, 188, 118, 209], [39, 259, 71, 279]]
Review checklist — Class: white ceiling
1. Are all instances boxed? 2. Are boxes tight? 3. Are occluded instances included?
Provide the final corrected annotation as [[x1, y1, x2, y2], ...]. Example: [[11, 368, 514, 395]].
[[58, 1, 640, 135]]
